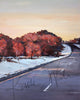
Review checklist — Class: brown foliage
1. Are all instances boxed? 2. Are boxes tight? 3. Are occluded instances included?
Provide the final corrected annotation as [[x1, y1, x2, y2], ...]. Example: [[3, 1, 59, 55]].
[[25, 41, 41, 58], [21, 33, 38, 43], [0, 30, 63, 57], [12, 41, 24, 56], [0, 39, 8, 56]]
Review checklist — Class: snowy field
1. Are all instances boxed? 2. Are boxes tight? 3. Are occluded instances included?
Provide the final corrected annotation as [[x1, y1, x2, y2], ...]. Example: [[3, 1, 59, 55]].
[[0, 44, 72, 78], [73, 44, 80, 49]]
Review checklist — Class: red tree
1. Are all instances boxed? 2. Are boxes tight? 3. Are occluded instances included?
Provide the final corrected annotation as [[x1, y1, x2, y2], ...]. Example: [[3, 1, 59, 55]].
[[38, 34, 63, 56], [0, 39, 8, 56], [21, 33, 38, 43], [12, 41, 24, 56], [25, 41, 41, 58], [0, 30, 63, 57]]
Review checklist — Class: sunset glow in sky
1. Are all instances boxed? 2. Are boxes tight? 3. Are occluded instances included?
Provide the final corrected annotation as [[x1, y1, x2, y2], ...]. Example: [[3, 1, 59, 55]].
[[0, 0, 80, 40]]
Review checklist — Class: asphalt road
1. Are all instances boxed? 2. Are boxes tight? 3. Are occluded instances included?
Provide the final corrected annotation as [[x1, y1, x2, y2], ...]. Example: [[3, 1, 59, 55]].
[[0, 47, 80, 100]]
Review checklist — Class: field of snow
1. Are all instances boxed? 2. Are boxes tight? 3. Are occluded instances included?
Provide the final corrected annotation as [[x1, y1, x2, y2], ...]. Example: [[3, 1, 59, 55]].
[[0, 44, 72, 78], [73, 44, 80, 49]]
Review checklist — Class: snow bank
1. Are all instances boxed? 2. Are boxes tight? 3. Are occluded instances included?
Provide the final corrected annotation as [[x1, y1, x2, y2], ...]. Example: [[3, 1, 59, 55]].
[[73, 44, 80, 49], [0, 44, 72, 78]]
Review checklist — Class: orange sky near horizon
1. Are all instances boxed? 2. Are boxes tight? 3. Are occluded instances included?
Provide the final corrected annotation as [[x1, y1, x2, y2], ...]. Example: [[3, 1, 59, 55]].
[[0, 0, 80, 41]]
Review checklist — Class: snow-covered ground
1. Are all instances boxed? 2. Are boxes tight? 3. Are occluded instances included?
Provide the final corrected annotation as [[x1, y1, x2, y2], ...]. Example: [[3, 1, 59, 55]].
[[0, 44, 72, 78], [73, 44, 80, 49]]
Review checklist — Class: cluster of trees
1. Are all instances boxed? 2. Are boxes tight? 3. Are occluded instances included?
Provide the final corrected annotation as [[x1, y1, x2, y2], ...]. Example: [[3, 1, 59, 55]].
[[68, 38, 80, 44], [0, 30, 63, 58]]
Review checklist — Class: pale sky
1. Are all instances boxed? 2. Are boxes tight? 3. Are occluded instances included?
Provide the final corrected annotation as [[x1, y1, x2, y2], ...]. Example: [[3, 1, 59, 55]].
[[0, 0, 80, 40]]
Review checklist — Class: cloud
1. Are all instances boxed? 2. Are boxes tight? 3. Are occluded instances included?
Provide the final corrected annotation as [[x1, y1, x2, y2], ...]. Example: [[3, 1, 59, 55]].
[[0, 0, 80, 40], [0, 0, 80, 14]]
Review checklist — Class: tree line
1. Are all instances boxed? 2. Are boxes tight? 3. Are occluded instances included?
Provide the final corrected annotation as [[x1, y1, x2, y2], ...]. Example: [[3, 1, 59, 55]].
[[0, 30, 63, 58]]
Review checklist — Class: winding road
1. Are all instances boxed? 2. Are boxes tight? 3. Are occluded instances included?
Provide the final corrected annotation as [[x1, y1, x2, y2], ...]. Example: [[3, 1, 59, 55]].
[[0, 46, 80, 100]]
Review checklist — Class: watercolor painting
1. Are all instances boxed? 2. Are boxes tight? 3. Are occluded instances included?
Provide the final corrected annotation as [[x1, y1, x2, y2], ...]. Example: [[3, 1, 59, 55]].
[[0, 0, 80, 100]]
